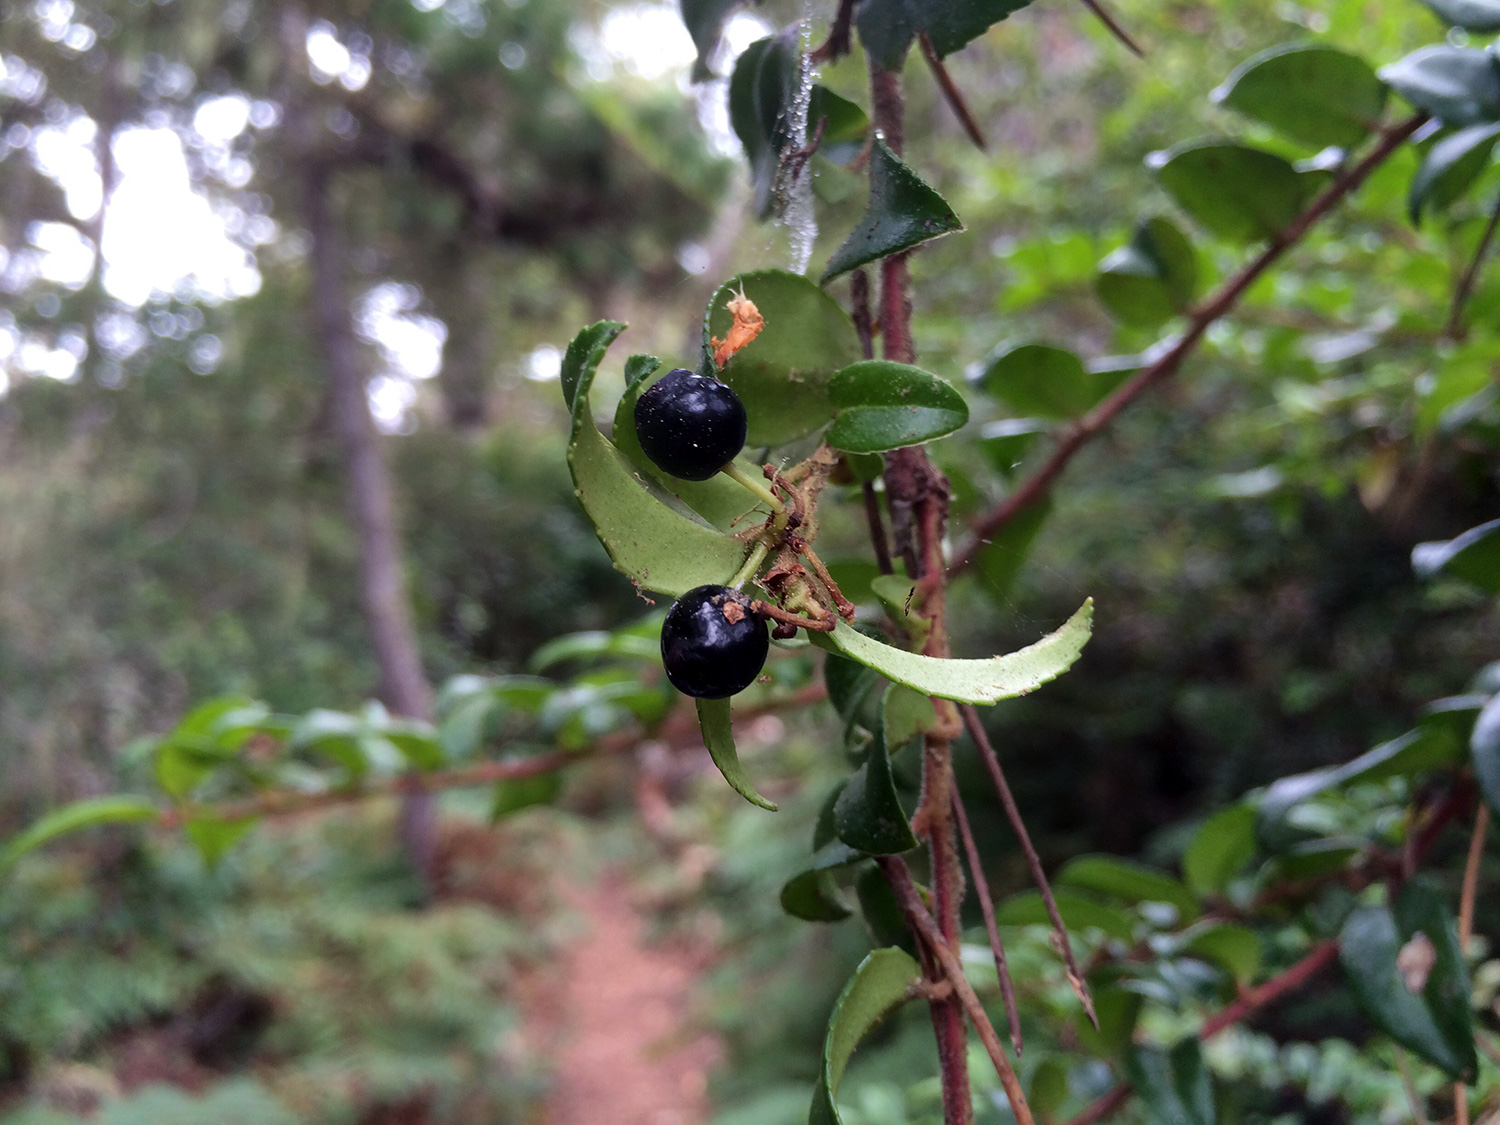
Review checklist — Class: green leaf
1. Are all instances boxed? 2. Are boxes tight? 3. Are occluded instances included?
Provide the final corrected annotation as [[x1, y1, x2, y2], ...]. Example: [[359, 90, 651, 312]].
[[1076, 986, 1143, 1056], [1214, 43, 1387, 149], [973, 496, 1053, 602], [882, 685, 936, 747], [1057, 855, 1200, 921], [980, 344, 1118, 419], [1409, 123, 1500, 223], [781, 840, 864, 921], [680, 0, 744, 78], [1380, 46, 1500, 126], [809, 948, 923, 1125], [1420, 0, 1500, 30], [697, 697, 778, 811], [529, 629, 661, 673], [1151, 142, 1313, 243], [1030, 1057, 1071, 1121], [825, 361, 970, 452], [704, 271, 863, 446], [383, 723, 444, 771], [809, 85, 871, 165], [833, 708, 919, 855], [1412, 518, 1500, 592], [821, 137, 964, 284], [290, 709, 368, 781], [1097, 217, 1200, 329], [855, 0, 1034, 70], [1471, 694, 1500, 815], [562, 321, 750, 597], [727, 32, 798, 218], [810, 599, 1092, 704], [0, 796, 159, 875], [1182, 922, 1262, 983], [1340, 880, 1477, 1080], [855, 865, 915, 951], [979, 417, 1048, 477], [1125, 1039, 1216, 1125], [184, 814, 255, 868], [491, 767, 563, 820], [993, 888, 1136, 942], [1182, 804, 1257, 897]]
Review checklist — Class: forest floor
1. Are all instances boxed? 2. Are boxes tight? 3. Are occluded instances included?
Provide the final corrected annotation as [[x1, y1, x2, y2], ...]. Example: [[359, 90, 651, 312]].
[[522, 876, 722, 1125]]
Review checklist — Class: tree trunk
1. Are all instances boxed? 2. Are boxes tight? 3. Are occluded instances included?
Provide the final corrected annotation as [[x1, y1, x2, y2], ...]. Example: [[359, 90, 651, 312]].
[[303, 165, 438, 884]]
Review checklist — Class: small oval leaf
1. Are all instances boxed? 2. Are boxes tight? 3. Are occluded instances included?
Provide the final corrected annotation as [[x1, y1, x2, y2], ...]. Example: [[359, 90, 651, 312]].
[[1214, 43, 1387, 149], [1380, 46, 1500, 126], [1412, 518, 1500, 591], [1151, 142, 1312, 243], [1097, 216, 1199, 329], [1409, 122, 1500, 223], [826, 361, 969, 452]]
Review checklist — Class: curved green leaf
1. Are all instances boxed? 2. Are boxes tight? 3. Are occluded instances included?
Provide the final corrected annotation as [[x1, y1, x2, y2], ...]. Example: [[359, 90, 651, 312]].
[[1214, 43, 1387, 149], [1412, 518, 1500, 592], [1472, 694, 1500, 815], [1151, 142, 1312, 243], [810, 948, 923, 1125], [703, 271, 863, 445], [993, 887, 1136, 942], [185, 813, 255, 868], [833, 710, 919, 856], [1126, 1040, 1216, 1125], [821, 137, 963, 283], [781, 838, 864, 921], [980, 344, 1115, 419], [529, 629, 661, 674], [1420, 0, 1500, 30], [855, 0, 1034, 70], [810, 599, 1092, 705], [808, 85, 870, 165], [1182, 922, 1262, 983], [727, 31, 799, 218], [1340, 881, 1477, 1080], [680, 0, 745, 78], [0, 796, 159, 875], [1097, 217, 1199, 329], [697, 696, 778, 811], [562, 321, 750, 597], [1409, 123, 1500, 223], [855, 865, 916, 951], [1057, 855, 1200, 921], [1182, 804, 1257, 897], [825, 361, 969, 452], [1380, 46, 1500, 126]]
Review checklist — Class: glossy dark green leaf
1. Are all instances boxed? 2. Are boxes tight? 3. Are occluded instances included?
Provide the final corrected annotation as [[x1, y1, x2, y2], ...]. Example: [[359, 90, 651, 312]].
[[1472, 694, 1500, 815], [1182, 922, 1262, 983], [1340, 880, 1477, 1080], [1097, 217, 1199, 328], [704, 270, 863, 445], [697, 696, 778, 811], [979, 417, 1048, 477], [0, 796, 159, 875], [809, 948, 923, 1125], [833, 709, 919, 855], [974, 496, 1053, 603], [1409, 123, 1500, 223], [680, 0, 744, 78], [825, 361, 969, 452], [993, 888, 1136, 942], [1152, 142, 1312, 243], [980, 344, 1114, 419], [1420, 0, 1500, 30], [810, 599, 1092, 704], [1380, 46, 1500, 126], [855, 0, 1034, 70], [1412, 518, 1500, 592], [562, 321, 750, 597], [782, 829, 863, 921], [1214, 43, 1387, 149], [1058, 855, 1200, 921], [821, 138, 963, 284], [808, 85, 870, 165], [185, 813, 254, 868], [1182, 804, 1257, 897], [1125, 1039, 1216, 1125], [855, 865, 915, 951]]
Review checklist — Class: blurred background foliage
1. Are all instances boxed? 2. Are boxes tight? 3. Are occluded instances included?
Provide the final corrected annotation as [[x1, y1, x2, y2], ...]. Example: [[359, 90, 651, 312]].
[[1, 0, 1498, 1120]]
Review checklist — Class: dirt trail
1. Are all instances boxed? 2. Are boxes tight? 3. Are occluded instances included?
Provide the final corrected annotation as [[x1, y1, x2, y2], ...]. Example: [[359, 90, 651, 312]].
[[532, 878, 722, 1125]]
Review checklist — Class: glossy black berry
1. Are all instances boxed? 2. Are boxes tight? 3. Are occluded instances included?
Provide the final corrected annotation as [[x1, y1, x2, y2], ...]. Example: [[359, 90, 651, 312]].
[[660, 584, 769, 698], [634, 368, 748, 481]]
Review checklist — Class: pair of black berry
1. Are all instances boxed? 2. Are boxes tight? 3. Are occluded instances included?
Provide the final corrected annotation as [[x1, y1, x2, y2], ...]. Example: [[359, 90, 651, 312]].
[[634, 367, 747, 482]]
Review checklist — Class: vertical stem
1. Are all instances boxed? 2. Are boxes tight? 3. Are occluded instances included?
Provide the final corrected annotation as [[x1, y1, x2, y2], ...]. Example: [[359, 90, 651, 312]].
[[869, 55, 972, 1125]]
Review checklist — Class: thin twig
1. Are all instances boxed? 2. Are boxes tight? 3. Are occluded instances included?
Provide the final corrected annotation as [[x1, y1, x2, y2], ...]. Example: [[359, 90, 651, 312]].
[[918, 34, 986, 150], [950, 112, 1429, 576], [962, 704, 1098, 1029], [1455, 804, 1489, 1125], [1396, 1046, 1434, 1125], [878, 856, 1037, 1125], [952, 788, 1023, 1056], [851, 269, 877, 359], [864, 482, 895, 575], [1446, 192, 1500, 339], [810, 0, 857, 64], [1077, 0, 1145, 58]]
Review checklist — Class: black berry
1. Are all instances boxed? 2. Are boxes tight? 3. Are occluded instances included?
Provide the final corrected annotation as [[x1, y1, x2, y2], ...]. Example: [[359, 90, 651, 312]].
[[660, 585, 769, 698], [634, 368, 748, 481]]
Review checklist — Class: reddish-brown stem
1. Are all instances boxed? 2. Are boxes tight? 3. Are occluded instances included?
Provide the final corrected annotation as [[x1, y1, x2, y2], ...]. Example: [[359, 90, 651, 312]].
[[864, 482, 895, 575], [851, 269, 877, 359], [918, 34, 986, 149], [810, 0, 857, 64], [949, 112, 1429, 576], [1064, 941, 1340, 1125], [952, 788, 1023, 1056], [1077, 0, 1145, 57], [962, 704, 1097, 1028], [1445, 191, 1500, 339]]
